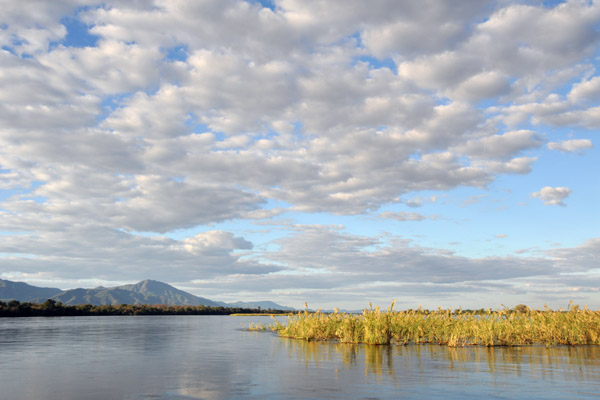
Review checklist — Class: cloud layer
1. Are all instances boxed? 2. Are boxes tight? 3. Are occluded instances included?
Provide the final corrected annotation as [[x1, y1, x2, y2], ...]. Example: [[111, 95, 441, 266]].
[[0, 0, 598, 309]]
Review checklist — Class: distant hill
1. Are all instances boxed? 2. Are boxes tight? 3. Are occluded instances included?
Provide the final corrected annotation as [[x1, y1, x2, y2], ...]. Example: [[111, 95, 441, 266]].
[[0, 279, 62, 302], [2, 278, 293, 310], [116, 280, 220, 306], [225, 300, 295, 311], [42, 280, 221, 307]]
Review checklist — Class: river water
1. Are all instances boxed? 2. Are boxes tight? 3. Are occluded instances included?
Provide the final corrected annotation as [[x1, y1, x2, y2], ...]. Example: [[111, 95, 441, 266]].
[[0, 316, 598, 399]]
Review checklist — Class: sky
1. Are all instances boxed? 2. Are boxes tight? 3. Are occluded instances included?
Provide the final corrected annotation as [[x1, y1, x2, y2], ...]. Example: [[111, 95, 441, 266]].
[[0, 0, 598, 310]]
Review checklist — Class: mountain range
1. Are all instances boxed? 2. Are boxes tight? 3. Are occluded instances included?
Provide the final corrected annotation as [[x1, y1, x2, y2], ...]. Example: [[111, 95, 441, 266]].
[[0, 278, 293, 310]]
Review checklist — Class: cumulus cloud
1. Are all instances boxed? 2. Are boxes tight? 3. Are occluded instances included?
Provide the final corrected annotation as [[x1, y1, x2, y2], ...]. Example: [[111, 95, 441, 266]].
[[398, 51, 480, 91], [568, 75, 600, 104], [454, 130, 541, 160], [2, 0, 596, 223], [0, 226, 278, 282], [0, 0, 84, 55], [361, 0, 490, 59], [471, 2, 600, 74], [0, 0, 599, 307], [538, 106, 600, 129], [531, 186, 572, 206], [450, 71, 511, 102], [547, 139, 593, 153], [181, 230, 253, 254], [111, 176, 265, 233]]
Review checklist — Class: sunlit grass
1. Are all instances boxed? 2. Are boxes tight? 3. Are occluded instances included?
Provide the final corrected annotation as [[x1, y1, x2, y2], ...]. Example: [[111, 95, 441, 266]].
[[255, 301, 600, 347]]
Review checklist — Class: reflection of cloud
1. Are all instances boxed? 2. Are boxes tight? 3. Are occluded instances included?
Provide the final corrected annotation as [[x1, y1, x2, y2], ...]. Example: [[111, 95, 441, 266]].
[[175, 384, 225, 400]]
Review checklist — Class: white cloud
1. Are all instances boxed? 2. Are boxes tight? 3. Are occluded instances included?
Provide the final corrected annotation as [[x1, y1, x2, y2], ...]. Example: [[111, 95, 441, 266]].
[[111, 175, 265, 233], [450, 71, 511, 102], [398, 51, 481, 91], [361, 0, 491, 59], [455, 130, 541, 160], [182, 230, 253, 254], [475, 157, 537, 175], [535, 105, 600, 129], [43, 40, 164, 95], [0, 0, 85, 55], [531, 186, 572, 206], [379, 211, 428, 221], [252, 225, 597, 295], [547, 139, 593, 153], [2, 0, 595, 224], [102, 85, 191, 139], [0, 225, 278, 282], [471, 2, 600, 74], [0, 0, 599, 308], [568, 75, 600, 104], [402, 195, 437, 208]]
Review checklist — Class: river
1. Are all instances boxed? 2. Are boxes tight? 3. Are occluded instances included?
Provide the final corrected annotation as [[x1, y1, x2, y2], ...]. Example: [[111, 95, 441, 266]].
[[0, 315, 598, 399]]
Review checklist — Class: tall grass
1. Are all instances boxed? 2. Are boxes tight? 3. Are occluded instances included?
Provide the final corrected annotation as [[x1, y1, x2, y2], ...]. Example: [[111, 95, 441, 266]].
[[263, 301, 600, 347]]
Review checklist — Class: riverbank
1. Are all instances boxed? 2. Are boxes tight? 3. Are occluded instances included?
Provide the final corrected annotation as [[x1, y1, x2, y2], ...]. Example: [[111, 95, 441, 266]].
[[0, 299, 291, 317]]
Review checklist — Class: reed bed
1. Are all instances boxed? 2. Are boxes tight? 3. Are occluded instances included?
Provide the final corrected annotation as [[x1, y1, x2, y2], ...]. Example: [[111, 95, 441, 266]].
[[258, 301, 600, 347]]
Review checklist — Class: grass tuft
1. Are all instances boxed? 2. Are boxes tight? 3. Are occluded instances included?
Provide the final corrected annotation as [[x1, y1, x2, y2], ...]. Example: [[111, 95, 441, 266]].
[[261, 302, 600, 347]]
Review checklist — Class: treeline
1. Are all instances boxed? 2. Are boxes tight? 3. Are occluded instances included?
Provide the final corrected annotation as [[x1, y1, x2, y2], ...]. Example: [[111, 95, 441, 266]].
[[0, 299, 291, 317]]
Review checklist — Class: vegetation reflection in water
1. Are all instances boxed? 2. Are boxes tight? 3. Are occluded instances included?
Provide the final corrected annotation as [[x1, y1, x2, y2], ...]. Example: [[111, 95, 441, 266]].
[[252, 300, 600, 347], [274, 337, 600, 383]]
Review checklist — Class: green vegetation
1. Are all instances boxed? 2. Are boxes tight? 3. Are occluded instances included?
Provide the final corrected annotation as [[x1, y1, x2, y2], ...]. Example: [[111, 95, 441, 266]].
[[0, 299, 291, 317], [256, 301, 600, 347]]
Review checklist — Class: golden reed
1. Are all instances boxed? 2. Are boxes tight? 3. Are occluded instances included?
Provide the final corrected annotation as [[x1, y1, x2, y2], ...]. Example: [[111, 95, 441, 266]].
[[254, 301, 600, 347]]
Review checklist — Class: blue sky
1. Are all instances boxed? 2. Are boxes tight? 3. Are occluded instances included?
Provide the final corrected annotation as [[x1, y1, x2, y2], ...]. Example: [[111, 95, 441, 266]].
[[0, 0, 598, 310]]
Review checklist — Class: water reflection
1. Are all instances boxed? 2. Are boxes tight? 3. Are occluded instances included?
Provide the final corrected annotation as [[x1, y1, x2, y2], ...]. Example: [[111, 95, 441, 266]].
[[278, 337, 600, 383], [1, 317, 599, 399]]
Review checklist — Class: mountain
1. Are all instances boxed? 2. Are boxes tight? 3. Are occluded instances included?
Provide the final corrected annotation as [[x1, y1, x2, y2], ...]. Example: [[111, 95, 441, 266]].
[[0, 279, 62, 302], [45, 280, 221, 307], [1, 278, 293, 310]]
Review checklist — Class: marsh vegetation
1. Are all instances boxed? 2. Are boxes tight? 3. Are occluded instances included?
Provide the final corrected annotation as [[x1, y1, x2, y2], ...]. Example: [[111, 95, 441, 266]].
[[255, 301, 600, 347]]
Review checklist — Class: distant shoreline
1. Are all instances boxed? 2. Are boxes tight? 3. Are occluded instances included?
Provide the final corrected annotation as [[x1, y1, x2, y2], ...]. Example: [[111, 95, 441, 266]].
[[0, 299, 292, 318]]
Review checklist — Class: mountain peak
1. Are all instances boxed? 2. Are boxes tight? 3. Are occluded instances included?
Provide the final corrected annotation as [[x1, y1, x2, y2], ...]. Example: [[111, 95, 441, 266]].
[[127, 279, 177, 294], [0, 278, 293, 310]]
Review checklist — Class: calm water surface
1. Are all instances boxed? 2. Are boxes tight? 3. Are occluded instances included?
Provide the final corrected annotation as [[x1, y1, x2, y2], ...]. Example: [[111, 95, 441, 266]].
[[1, 316, 598, 399]]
